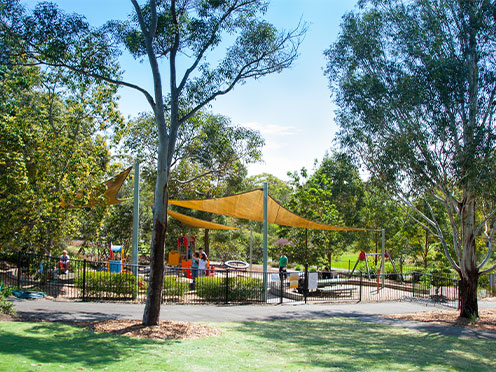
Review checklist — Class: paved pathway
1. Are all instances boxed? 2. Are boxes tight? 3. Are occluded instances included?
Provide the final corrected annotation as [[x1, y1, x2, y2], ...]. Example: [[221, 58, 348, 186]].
[[9, 297, 496, 340]]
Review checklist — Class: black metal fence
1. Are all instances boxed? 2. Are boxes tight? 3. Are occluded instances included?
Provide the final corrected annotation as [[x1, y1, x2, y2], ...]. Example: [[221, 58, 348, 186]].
[[0, 252, 459, 307], [269, 269, 459, 308]]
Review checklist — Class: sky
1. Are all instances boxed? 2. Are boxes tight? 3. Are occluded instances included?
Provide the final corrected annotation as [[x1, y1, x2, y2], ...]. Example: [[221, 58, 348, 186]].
[[23, 0, 360, 181]]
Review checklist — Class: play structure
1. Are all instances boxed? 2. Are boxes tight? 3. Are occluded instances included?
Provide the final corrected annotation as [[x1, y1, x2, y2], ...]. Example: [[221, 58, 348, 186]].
[[109, 243, 124, 273], [349, 250, 401, 280], [168, 236, 215, 278], [168, 235, 195, 266]]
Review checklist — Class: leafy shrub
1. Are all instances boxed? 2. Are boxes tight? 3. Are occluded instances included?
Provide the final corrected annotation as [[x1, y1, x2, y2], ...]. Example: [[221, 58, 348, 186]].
[[162, 276, 189, 299], [196, 276, 225, 301], [0, 282, 15, 315], [195, 276, 263, 302], [74, 271, 141, 297]]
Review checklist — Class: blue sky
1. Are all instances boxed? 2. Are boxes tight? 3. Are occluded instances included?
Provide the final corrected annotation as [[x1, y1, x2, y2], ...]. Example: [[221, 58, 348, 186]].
[[24, 0, 359, 180]]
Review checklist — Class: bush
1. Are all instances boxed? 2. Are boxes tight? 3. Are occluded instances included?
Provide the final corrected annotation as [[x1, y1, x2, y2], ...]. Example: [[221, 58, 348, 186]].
[[196, 276, 225, 301], [0, 282, 15, 315], [162, 276, 189, 299], [75, 271, 141, 297], [195, 276, 263, 302]]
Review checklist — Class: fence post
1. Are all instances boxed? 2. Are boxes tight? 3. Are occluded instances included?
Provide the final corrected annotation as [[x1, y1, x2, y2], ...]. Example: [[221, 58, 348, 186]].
[[303, 264, 308, 303], [280, 271, 283, 304], [358, 271, 363, 302], [412, 273, 415, 297], [82, 259, 87, 301], [225, 269, 229, 304], [17, 252, 22, 289]]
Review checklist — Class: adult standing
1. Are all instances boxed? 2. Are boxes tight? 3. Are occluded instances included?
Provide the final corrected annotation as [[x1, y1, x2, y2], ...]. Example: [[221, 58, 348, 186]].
[[279, 252, 288, 281], [199, 247, 208, 261]]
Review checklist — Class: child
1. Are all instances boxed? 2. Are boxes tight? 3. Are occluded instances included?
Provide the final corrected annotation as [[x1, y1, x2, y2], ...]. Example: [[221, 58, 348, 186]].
[[191, 252, 199, 284], [60, 250, 70, 274]]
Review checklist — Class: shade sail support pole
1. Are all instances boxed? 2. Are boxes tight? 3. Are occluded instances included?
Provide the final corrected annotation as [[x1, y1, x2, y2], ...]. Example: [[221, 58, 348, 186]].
[[249, 224, 253, 273], [263, 183, 268, 301], [381, 228, 385, 289], [132, 159, 140, 299]]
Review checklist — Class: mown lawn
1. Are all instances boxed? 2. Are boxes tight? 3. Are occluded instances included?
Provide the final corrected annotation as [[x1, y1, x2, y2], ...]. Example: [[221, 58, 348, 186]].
[[0, 317, 494, 372]]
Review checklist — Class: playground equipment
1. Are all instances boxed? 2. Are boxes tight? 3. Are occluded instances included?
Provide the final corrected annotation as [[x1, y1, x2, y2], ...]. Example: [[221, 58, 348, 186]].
[[168, 235, 216, 278], [109, 243, 124, 273], [349, 250, 402, 281], [168, 236, 196, 265], [224, 260, 249, 270]]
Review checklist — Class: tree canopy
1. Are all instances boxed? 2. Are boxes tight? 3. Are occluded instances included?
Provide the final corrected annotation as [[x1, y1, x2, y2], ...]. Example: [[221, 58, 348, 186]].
[[325, 0, 496, 318]]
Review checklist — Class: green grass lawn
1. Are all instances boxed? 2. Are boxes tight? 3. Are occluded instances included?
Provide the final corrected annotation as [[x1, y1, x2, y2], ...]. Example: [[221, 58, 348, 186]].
[[1, 318, 494, 372]]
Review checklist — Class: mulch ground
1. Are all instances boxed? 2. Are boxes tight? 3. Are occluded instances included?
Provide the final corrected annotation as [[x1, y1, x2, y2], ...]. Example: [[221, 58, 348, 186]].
[[384, 308, 496, 332], [0, 313, 221, 340]]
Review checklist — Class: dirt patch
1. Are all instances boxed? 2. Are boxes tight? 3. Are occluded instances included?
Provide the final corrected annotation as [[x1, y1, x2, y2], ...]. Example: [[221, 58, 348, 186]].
[[385, 308, 496, 332], [0, 314, 221, 340]]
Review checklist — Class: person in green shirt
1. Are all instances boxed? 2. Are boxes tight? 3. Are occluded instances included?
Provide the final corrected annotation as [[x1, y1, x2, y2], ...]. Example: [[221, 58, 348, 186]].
[[279, 252, 288, 281]]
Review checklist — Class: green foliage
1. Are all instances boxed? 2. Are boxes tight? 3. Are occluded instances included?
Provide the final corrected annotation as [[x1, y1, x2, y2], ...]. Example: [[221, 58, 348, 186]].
[[277, 163, 342, 265], [325, 0, 496, 295], [162, 276, 189, 299], [0, 60, 122, 254], [195, 275, 263, 302], [195, 276, 225, 301], [0, 281, 15, 315], [74, 271, 140, 297]]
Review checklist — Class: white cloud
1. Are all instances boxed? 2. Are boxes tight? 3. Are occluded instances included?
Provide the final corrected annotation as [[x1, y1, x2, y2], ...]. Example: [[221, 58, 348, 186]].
[[241, 122, 298, 137]]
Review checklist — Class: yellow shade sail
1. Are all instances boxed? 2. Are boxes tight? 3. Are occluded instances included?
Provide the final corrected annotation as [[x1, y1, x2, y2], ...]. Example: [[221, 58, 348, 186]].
[[169, 189, 366, 231], [61, 167, 132, 208], [167, 209, 238, 230]]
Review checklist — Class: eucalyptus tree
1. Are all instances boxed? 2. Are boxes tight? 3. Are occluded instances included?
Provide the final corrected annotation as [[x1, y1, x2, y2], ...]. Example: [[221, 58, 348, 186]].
[[326, 0, 496, 318], [122, 110, 264, 197], [3, 0, 305, 324]]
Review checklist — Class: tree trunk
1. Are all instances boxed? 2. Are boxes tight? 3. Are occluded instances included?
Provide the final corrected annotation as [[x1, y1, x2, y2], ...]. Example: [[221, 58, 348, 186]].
[[459, 271, 479, 319], [204, 228, 210, 257], [458, 191, 479, 319], [142, 148, 169, 326]]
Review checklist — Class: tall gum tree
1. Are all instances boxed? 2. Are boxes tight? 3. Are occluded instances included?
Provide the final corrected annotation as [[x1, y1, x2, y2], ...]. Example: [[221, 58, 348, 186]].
[[3, 0, 306, 324], [325, 0, 496, 318]]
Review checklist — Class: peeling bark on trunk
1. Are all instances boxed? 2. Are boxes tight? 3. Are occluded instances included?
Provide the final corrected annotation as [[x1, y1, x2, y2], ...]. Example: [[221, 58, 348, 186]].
[[458, 191, 479, 319], [459, 270, 479, 318], [142, 148, 169, 326], [142, 213, 167, 325]]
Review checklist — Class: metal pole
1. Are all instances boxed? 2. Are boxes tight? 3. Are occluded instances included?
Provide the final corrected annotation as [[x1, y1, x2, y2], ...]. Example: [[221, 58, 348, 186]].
[[381, 228, 385, 288], [132, 159, 140, 299], [263, 183, 268, 301], [249, 224, 253, 273]]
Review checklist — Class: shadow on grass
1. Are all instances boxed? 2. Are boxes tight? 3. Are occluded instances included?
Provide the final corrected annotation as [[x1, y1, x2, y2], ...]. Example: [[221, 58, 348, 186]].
[[0, 321, 174, 369], [233, 318, 495, 371]]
